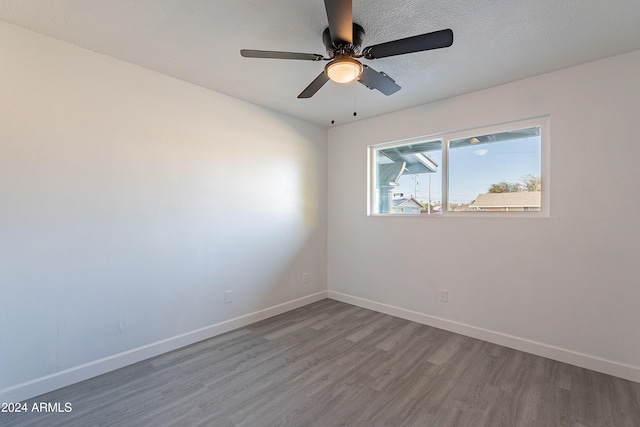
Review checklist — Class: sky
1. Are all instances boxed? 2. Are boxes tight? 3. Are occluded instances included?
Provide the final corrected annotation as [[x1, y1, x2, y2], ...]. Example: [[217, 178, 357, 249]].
[[395, 136, 541, 205]]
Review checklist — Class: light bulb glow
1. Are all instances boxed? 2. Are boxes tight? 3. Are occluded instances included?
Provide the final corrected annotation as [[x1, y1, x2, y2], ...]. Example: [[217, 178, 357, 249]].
[[325, 58, 363, 83]]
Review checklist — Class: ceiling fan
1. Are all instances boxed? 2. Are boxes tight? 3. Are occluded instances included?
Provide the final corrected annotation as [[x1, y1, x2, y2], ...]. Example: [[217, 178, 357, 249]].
[[240, 0, 453, 99]]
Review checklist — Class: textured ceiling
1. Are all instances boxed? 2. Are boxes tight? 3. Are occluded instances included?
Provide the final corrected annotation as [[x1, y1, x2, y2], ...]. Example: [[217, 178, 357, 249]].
[[1, 1, 640, 127]]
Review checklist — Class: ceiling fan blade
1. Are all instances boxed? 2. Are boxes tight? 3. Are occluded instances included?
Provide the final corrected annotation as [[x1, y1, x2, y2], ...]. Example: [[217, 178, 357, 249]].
[[324, 0, 353, 45], [358, 65, 401, 96], [298, 72, 330, 98], [362, 29, 453, 59], [241, 49, 324, 61]]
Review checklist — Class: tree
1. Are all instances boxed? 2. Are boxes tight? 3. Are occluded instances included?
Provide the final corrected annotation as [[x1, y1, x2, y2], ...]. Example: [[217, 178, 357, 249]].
[[487, 175, 541, 193], [521, 174, 542, 191], [488, 181, 521, 193]]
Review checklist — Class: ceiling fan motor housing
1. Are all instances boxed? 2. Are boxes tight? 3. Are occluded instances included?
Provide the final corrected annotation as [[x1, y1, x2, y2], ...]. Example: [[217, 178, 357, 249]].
[[323, 23, 365, 58]]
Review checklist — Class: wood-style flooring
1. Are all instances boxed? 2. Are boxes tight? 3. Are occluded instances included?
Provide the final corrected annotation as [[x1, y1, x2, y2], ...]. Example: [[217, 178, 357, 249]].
[[3, 299, 640, 426]]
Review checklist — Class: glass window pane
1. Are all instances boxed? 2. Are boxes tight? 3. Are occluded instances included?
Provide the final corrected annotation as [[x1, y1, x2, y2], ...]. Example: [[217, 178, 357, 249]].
[[374, 140, 442, 214], [448, 126, 541, 212]]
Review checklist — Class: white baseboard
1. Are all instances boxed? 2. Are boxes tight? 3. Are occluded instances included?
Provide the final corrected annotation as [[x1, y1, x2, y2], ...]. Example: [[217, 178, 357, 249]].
[[5, 289, 637, 403], [327, 291, 640, 384], [0, 291, 328, 403]]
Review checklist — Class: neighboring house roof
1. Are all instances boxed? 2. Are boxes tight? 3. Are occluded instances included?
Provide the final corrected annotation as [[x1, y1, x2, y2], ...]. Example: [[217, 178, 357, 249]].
[[470, 191, 541, 208], [393, 197, 423, 209]]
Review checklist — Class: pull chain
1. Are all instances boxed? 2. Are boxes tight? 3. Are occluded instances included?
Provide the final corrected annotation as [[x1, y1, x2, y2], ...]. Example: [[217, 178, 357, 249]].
[[353, 80, 357, 117], [330, 82, 335, 125]]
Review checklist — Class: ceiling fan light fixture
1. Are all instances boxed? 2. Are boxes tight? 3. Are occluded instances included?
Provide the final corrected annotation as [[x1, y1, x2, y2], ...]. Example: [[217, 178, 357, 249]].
[[325, 58, 363, 83]]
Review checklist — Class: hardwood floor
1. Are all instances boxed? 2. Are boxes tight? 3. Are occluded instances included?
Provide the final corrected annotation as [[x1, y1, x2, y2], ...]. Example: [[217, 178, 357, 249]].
[[3, 299, 640, 426]]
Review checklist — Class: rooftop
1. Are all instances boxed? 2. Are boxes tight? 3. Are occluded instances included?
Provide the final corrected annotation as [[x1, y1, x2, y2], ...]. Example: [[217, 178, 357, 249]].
[[470, 191, 541, 209]]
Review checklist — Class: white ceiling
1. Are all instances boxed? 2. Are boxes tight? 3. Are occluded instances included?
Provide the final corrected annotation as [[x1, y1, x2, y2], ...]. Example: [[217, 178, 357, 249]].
[[1, 1, 640, 127]]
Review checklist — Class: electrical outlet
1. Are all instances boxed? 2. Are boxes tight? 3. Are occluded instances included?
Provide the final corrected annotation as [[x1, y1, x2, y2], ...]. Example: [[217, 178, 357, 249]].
[[439, 290, 449, 302], [224, 290, 232, 304], [302, 273, 309, 284]]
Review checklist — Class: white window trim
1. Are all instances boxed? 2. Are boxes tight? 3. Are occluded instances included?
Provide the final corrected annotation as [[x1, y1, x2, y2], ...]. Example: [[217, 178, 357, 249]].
[[367, 116, 550, 217]]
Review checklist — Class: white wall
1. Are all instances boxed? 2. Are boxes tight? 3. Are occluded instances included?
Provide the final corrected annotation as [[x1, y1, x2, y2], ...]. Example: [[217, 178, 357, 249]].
[[328, 50, 640, 381], [0, 22, 327, 400]]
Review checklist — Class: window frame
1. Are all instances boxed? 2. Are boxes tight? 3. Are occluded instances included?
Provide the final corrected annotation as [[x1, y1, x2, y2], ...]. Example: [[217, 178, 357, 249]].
[[367, 116, 550, 217]]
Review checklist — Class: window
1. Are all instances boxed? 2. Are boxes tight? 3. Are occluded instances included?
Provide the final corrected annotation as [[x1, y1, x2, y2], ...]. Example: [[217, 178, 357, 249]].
[[368, 117, 548, 216]]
